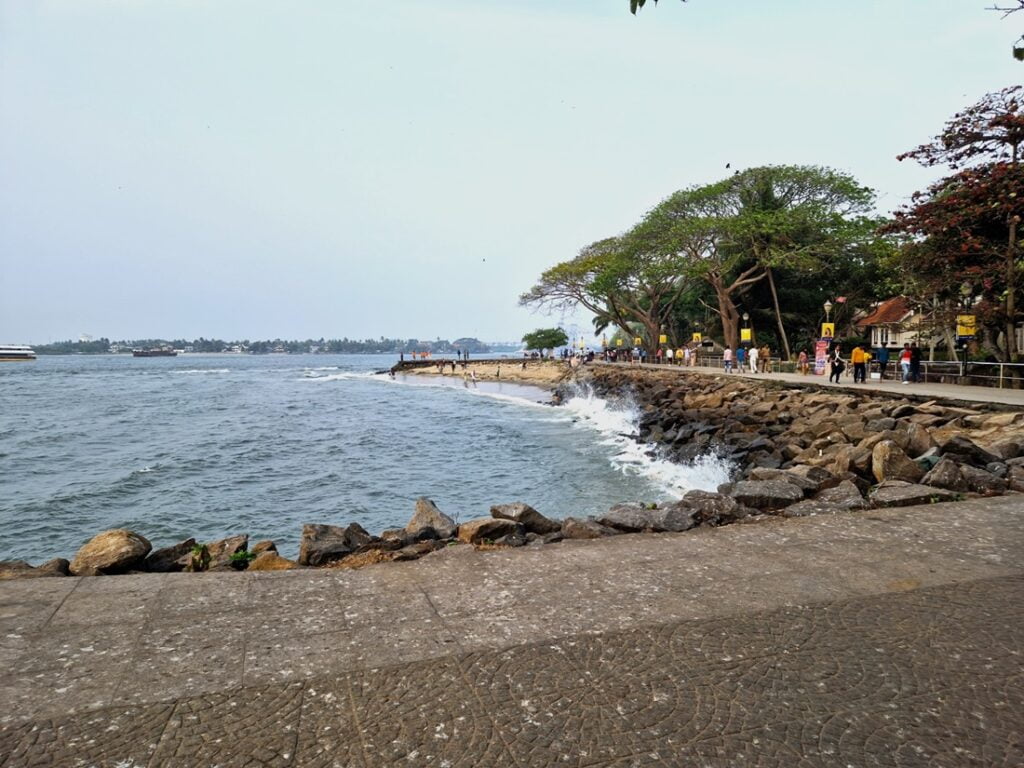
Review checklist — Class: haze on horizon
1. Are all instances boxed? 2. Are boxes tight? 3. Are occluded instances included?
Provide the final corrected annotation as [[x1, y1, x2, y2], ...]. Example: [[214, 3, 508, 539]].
[[0, 0, 1017, 345]]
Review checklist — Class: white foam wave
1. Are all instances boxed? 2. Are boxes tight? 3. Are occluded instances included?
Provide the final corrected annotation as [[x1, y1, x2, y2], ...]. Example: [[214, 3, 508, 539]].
[[300, 371, 379, 382], [305, 366, 340, 371], [174, 369, 230, 374], [559, 385, 732, 498]]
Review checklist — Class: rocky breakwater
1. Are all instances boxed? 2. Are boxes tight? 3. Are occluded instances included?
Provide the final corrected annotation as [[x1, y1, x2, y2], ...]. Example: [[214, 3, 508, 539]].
[[568, 366, 1024, 516]]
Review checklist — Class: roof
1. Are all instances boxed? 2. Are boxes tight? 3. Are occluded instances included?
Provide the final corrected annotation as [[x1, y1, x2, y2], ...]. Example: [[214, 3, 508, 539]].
[[857, 297, 913, 327]]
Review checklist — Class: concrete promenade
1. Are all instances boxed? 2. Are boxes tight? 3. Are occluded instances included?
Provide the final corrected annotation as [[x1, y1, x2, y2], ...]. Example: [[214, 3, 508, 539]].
[[2, 497, 1022, 766], [608, 360, 1024, 407]]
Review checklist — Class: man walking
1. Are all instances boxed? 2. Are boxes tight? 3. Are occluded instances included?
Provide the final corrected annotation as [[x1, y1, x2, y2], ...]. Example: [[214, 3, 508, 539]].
[[910, 342, 922, 383], [875, 344, 890, 380], [851, 345, 867, 383]]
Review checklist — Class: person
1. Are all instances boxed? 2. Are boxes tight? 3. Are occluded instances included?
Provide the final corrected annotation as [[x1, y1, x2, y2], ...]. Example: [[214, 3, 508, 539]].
[[900, 343, 912, 384], [748, 345, 759, 374], [683, 346, 692, 366], [736, 346, 746, 372], [798, 349, 809, 375], [851, 345, 867, 383], [876, 343, 890, 380], [761, 345, 771, 373], [632, 347, 641, 365], [675, 347, 684, 365], [723, 345, 733, 373], [829, 348, 845, 383], [665, 347, 674, 365], [910, 342, 922, 383]]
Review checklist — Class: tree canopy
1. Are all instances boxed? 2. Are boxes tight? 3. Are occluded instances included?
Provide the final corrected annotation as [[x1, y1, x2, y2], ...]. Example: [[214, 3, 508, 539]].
[[522, 327, 568, 354]]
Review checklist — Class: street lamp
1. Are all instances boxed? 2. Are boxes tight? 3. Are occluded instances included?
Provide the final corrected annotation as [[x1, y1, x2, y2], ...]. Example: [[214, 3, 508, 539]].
[[742, 312, 750, 325], [823, 300, 833, 323]]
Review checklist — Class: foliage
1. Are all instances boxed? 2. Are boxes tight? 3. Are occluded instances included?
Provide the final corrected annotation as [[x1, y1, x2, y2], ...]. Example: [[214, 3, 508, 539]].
[[522, 327, 568, 354], [33, 336, 493, 355]]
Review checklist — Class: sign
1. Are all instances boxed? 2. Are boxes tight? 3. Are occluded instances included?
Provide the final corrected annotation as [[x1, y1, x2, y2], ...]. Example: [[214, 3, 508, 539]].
[[659, 334, 668, 344], [814, 340, 829, 375], [634, 337, 643, 346], [691, 333, 702, 343], [740, 328, 752, 342], [615, 338, 623, 347], [956, 314, 976, 339], [821, 323, 835, 339]]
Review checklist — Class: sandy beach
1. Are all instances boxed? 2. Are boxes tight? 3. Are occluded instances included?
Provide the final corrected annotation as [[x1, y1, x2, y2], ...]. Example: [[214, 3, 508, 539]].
[[402, 358, 572, 388]]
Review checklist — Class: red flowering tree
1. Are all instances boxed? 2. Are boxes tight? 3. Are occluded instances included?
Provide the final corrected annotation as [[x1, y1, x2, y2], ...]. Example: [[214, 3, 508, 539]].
[[886, 86, 1024, 360]]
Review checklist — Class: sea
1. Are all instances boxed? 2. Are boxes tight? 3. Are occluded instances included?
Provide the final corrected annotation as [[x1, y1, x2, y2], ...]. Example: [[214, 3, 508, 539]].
[[0, 354, 732, 562]]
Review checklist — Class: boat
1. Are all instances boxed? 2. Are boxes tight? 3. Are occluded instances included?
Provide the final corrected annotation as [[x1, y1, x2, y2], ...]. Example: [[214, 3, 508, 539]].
[[132, 348, 178, 357], [0, 345, 37, 361]]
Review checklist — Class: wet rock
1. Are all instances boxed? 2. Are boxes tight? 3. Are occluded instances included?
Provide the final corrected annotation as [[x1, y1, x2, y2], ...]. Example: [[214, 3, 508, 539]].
[[248, 551, 298, 571], [959, 465, 1008, 496], [490, 503, 560, 534], [298, 524, 369, 567], [813, 480, 869, 510], [680, 490, 749, 525], [938, 436, 1000, 468], [871, 440, 925, 484], [405, 497, 457, 540], [920, 457, 968, 492], [251, 540, 278, 556], [561, 517, 618, 539], [206, 534, 250, 569], [727, 480, 803, 511], [457, 517, 523, 545], [869, 481, 959, 508], [70, 529, 152, 576], [146, 538, 196, 573], [597, 503, 698, 533]]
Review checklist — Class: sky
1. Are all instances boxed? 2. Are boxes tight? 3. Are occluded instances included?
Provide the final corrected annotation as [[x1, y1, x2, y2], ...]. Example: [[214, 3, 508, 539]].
[[0, 0, 1019, 345]]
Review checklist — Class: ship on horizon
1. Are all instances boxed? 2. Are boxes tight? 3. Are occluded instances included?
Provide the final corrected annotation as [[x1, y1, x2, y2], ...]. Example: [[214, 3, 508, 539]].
[[0, 345, 36, 361], [132, 347, 178, 358]]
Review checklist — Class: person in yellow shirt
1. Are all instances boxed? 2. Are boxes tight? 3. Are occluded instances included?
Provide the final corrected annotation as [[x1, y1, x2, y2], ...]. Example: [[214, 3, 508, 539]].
[[851, 345, 867, 383]]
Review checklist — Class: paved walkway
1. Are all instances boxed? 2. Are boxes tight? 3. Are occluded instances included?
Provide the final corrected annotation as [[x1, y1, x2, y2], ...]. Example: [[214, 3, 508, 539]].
[[604, 361, 1024, 407], [2, 497, 1022, 766]]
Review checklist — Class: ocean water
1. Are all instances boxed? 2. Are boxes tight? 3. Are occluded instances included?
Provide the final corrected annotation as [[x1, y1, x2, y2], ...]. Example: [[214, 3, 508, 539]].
[[0, 354, 731, 562]]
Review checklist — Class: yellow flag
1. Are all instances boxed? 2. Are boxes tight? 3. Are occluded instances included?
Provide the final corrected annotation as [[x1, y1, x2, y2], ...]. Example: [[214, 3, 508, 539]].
[[740, 328, 752, 342], [821, 323, 835, 339], [659, 334, 668, 344], [692, 333, 702, 343]]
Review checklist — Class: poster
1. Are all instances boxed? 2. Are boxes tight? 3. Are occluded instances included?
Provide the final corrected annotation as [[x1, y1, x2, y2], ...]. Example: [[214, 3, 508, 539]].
[[740, 328, 752, 342], [956, 314, 976, 339], [821, 323, 835, 339], [692, 333, 702, 343], [814, 339, 829, 375]]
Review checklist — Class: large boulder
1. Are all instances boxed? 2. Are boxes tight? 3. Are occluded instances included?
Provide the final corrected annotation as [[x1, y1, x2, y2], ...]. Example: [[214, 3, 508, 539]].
[[561, 517, 619, 539], [1008, 465, 1024, 492], [0, 559, 70, 580], [813, 480, 869, 511], [871, 440, 925, 484], [298, 524, 370, 567], [727, 480, 803, 511], [490, 503, 560, 534], [597, 503, 698, 533], [405, 497, 457, 540], [248, 551, 298, 571], [869, 481, 959, 508], [905, 423, 935, 459], [457, 518, 523, 545], [938, 436, 1000, 468], [69, 529, 152, 576], [783, 465, 839, 493], [679, 490, 749, 526], [145, 538, 196, 573], [958, 465, 1008, 496], [747, 468, 817, 495], [920, 457, 968, 492], [206, 535, 250, 569], [393, 539, 446, 561]]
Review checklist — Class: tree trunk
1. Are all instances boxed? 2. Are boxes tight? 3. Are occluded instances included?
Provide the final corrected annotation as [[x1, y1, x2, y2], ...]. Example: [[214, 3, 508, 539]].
[[1007, 214, 1019, 361], [765, 267, 791, 361], [715, 288, 741, 350]]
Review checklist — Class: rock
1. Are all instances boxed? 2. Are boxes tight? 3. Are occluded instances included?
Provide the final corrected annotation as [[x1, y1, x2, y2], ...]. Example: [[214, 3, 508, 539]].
[[146, 538, 196, 573], [35, 558, 72, 577], [920, 457, 968, 492], [248, 551, 298, 571], [381, 528, 411, 545], [871, 440, 925, 484], [890, 404, 916, 419], [985, 412, 1020, 427], [206, 534, 250, 569], [985, 462, 1009, 479], [561, 517, 618, 539], [813, 480, 869, 510], [1007, 465, 1024, 492], [869, 481, 959, 508], [490, 502, 560, 534], [597, 503, 699, 533], [747, 468, 817, 495], [251, 540, 278, 555], [958, 465, 1008, 496], [905, 423, 935, 458], [784, 465, 840, 493], [393, 539, 446, 561], [680, 490, 750, 526], [329, 549, 399, 570], [727, 480, 803, 511], [493, 532, 529, 548], [298, 524, 369, 567], [866, 417, 896, 432], [0, 560, 35, 579], [989, 440, 1022, 461], [70, 529, 152, 576], [405, 497, 457, 540], [938, 436, 1000, 468], [782, 500, 847, 517], [457, 517, 523, 545]]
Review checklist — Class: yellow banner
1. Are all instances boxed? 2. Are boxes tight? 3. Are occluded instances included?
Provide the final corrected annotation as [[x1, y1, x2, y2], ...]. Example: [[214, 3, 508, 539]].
[[634, 337, 643, 345], [956, 314, 976, 337], [659, 334, 668, 344], [691, 333, 702, 343], [615, 338, 623, 347], [740, 328, 752, 342], [821, 323, 835, 339]]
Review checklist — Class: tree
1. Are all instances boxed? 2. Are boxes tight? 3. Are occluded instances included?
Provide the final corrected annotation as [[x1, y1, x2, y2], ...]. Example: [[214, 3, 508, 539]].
[[522, 328, 568, 356], [629, 0, 684, 14], [892, 86, 1024, 360]]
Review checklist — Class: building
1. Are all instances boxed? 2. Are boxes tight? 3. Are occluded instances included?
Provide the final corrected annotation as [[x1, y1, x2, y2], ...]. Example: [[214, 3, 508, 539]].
[[856, 297, 924, 348]]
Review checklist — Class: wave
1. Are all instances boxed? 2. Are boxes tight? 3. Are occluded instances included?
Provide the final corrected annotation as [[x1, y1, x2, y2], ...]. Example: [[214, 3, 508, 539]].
[[173, 369, 230, 374], [559, 383, 732, 498], [305, 366, 340, 371], [300, 370, 380, 382]]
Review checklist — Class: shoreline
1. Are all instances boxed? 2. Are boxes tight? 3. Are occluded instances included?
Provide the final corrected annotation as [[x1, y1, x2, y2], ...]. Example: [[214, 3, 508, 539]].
[[391, 358, 571, 389]]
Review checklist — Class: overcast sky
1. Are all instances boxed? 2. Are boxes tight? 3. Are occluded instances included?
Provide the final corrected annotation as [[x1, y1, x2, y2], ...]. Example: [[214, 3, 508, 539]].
[[1, 0, 1018, 344]]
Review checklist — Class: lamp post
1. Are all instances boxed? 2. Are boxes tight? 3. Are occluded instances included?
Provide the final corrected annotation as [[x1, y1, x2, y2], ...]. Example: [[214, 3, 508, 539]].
[[959, 282, 973, 379], [823, 300, 833, 324]]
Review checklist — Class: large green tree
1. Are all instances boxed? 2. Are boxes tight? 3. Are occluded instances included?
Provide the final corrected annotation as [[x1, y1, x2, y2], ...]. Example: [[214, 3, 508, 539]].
[[522, 327, 568, 356]]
